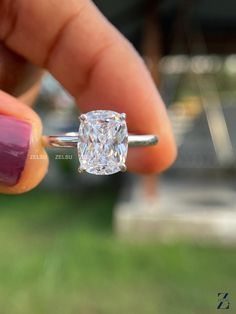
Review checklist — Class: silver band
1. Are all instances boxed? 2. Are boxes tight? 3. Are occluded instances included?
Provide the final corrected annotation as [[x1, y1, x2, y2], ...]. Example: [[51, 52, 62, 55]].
[[44, 132, 158, 148]]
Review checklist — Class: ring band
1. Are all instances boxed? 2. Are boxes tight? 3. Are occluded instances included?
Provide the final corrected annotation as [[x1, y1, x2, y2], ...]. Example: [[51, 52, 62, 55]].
[[45, 133, 158, 148], [44, 110, 158, 175]]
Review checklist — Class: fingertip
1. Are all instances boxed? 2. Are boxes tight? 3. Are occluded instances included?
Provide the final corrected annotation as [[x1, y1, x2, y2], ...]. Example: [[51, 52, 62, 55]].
[[127, 133, 177, 174], [0, 91, 48, 194]]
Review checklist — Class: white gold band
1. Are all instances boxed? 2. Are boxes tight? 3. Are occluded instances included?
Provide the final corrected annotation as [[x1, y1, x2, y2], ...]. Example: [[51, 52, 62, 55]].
[[45, 133, 158, 148]]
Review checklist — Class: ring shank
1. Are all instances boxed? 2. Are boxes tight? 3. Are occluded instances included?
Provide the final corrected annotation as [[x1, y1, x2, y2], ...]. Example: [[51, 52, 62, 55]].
[[45, 132, 158, 148]]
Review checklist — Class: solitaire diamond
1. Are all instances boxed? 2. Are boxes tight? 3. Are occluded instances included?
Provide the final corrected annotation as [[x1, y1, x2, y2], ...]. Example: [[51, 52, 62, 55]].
[[78, 110, 128, 175]]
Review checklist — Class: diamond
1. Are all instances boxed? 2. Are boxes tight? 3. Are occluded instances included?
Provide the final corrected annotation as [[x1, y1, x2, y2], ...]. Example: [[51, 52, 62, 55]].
[[78, 110, 128, 175]]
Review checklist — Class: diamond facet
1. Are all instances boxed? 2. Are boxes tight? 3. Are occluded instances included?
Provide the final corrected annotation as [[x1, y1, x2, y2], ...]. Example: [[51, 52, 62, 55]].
[[78, 110, 128, 175]]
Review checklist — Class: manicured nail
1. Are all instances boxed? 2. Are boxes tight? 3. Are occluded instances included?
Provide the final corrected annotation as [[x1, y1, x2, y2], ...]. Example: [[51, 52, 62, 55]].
[[0, 115, 32, 186]]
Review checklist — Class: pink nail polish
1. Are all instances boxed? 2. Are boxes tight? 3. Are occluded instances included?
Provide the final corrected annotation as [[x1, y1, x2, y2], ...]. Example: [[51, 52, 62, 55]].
[[0, 115, 32, 186]]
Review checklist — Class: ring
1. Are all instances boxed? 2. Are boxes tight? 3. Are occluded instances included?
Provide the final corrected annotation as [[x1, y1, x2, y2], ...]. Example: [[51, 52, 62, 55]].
[[45, 110, 158, 175]]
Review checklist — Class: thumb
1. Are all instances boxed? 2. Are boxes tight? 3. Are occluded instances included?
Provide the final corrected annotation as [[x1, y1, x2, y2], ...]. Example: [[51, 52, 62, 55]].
[[0, 90, 48, 194]]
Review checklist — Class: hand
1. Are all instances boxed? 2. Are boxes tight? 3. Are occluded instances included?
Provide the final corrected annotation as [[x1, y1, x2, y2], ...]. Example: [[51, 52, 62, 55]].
[[0, 0, 176, 194]]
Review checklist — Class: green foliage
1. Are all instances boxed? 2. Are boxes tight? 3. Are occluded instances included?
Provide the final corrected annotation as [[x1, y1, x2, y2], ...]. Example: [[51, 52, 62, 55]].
[[0, 188, 235, 314]]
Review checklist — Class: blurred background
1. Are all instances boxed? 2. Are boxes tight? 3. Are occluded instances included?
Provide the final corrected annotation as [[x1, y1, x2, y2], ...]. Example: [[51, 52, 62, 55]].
[[0, 0, 236, 313]]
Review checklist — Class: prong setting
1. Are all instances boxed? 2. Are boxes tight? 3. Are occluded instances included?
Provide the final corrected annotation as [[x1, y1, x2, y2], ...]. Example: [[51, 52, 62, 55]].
[[79, 114, 87, 122], [120, 113, 126, 120], [78, 167, 85, 173], [120, 164, 127, 172]]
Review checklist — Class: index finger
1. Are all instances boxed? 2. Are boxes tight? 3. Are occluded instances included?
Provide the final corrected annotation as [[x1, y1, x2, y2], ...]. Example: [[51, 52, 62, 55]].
[[0, 0, 176, 173]]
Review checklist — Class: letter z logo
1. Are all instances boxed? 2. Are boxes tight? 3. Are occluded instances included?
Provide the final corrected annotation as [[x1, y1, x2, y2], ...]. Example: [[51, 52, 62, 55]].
[[217, 292, 230, 310]]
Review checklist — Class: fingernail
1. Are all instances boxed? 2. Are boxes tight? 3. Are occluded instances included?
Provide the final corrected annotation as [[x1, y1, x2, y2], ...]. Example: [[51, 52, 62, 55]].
[[0, 115, 32, 186]]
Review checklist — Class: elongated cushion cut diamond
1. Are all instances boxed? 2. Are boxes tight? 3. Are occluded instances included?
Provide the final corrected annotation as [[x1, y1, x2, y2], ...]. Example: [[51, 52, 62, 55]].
[[78, 110, 128, 175]]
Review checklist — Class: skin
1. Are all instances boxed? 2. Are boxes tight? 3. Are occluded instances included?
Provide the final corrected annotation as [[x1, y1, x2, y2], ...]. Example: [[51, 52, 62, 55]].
[[0, 0, 177, 194]]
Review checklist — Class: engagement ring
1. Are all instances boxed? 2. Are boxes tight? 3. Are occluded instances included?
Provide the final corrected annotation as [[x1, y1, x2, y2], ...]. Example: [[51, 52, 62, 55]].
[[45, 110, 158, 175]]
